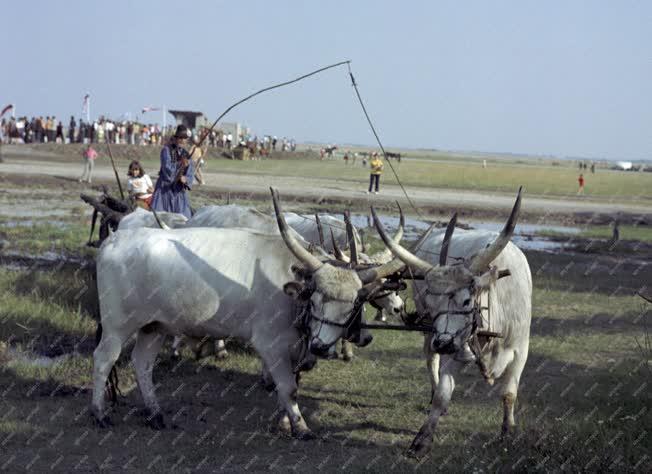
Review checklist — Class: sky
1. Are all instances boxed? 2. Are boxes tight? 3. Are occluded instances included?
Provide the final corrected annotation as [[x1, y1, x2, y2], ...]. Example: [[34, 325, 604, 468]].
[[2, 0, 651, 161]]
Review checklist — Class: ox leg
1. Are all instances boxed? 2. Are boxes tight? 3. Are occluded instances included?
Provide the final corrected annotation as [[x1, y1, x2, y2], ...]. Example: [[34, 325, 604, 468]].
[[263, 353, 313, 440], [132, 329, 166, 429], [91, 329, 126, 427], [341, 340, 354, 361], [408, 355, 460, 458], [424, 335, 440, 407], [500, 345, 528, 436]]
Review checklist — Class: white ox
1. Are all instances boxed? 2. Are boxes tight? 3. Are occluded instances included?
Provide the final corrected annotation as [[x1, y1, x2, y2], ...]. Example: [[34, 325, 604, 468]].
[[118, 207, 188, 230], [185, 205, 405, 360], [372, 188, 531, 457], [92, 190, 404, 436]]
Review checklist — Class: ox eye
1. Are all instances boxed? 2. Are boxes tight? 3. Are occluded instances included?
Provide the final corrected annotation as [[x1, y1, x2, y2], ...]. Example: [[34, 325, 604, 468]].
[[463, 298, 471, 306]]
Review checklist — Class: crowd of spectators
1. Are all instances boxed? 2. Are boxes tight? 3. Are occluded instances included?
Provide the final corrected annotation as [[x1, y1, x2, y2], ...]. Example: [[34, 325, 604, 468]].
[[0, 117, 298, 157]]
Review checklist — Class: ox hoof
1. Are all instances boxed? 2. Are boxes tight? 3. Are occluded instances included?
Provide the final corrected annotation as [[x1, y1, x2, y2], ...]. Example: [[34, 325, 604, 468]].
[[500, 424, 516, 439], [406, 436, 433, 459], [92, 414, 113, 429], [276, 416, 292, 436], [293, 429, 316, 441], [146, 412, 166, 430], [215, 349, 229, 360]]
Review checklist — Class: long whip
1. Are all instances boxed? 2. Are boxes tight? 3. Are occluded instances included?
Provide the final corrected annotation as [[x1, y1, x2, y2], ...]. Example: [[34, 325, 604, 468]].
[[184, 60, 352, 161]]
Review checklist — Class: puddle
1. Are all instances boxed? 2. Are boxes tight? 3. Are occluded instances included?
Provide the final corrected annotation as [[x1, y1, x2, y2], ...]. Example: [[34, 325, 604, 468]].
[[0, 250, 94, 271], [350, 213, 580, 252]]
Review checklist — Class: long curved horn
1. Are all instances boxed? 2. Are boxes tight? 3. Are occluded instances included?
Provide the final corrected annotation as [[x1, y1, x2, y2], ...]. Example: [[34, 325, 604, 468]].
[[394, 201, 405, 243], [439, 213, 457, 266], [343, 211, 358, 266], [330, 229, 350, 262], [271, 188, 323, 272], [371, 202, 406, 263], [357, 257, 405, 284], [314, 214, 325, 248], [468, 187, 522, 273], [371, 206, 433, 274]]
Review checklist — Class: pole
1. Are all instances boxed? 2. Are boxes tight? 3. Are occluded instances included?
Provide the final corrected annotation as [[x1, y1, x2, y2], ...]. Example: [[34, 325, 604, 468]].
[[162, 105, 166, 136], [105, 139, 125, 200], [87, 96, 90, 123]]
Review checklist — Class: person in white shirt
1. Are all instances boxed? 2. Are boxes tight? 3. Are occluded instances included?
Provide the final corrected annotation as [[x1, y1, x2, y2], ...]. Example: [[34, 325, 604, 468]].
[[126, 160, 154, 209]]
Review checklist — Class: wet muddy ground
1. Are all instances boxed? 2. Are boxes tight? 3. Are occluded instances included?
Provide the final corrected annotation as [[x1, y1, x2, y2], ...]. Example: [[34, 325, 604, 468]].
[[1, 165, 651, 472]]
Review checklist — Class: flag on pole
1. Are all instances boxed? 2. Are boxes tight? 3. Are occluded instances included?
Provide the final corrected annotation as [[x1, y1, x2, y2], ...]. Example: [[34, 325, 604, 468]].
[[82, 94, 90, 114], [0, 104, 14, 117], [141, 106, 161, 114]]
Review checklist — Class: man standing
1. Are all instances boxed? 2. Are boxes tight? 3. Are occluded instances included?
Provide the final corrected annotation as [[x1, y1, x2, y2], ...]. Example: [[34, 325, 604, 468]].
[[151, 125, 195, 218], [69, 116, 76, 143], [368, 152, 384, 194]]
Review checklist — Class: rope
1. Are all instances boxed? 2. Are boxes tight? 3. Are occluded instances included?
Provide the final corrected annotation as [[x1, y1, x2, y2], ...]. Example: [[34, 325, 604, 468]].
[[347, 63, 424, 219], [186, 60, 352, 158]]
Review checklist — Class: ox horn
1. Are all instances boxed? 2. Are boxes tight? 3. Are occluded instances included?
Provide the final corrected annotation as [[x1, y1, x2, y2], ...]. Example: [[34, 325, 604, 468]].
[[357, 257, 406, 284], [372, 202, 406, 262], [343, 211, 359, 266], [271, 188, 323, 273], [439, 212, 457, 266], [371, 206, 433, 274], [314, 213, 325, 248], [468, 187, 522, 273], [330, 229, 350, 263]]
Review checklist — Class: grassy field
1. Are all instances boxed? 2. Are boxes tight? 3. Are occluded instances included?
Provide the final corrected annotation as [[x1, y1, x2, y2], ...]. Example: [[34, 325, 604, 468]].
[[538, 224, 652, 243], [7, 143, 652, 202], [1, 213, 651, 471]]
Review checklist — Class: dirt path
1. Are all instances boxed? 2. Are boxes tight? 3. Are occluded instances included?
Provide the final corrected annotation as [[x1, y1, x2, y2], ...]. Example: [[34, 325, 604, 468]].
[[1, 158, 651, 220]]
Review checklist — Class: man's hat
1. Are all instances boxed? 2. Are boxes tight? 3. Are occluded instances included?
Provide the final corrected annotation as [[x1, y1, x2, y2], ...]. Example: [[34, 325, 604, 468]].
[[173, 124, 190, 139]]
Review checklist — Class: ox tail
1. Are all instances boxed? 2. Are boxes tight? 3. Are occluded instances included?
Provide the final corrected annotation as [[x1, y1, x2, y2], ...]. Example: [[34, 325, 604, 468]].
[[94, 323, 122, 404]]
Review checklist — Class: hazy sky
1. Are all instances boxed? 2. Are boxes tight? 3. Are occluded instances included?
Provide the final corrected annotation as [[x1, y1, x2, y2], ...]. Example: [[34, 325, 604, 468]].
[[2, 0, 651, 160]]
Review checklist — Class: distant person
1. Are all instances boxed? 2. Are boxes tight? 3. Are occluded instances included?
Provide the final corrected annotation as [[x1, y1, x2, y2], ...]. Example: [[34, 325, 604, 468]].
[[590, 163, 595, 174], [367, 152, 384, 194], [151, 124, 195, 218], [55, 121, 64, 143], [79, 144, 98, 183], [577, 173, 585, 195], [127, 160, 154, 210], [68, 116, 76, 143]]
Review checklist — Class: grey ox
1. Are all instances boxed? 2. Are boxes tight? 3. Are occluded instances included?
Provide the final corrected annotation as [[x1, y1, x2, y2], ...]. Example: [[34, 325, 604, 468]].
[[92, 190, 404, 437], [372, 188, 531, 457]]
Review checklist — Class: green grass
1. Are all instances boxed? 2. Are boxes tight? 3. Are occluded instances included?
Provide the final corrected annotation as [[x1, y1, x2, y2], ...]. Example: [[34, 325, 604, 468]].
[[0, 220, 95, 256], [8, 143, 652, 201], [199, 158, 652, 201], [538, 225, 652, 243], [0, 257, 650, 471]]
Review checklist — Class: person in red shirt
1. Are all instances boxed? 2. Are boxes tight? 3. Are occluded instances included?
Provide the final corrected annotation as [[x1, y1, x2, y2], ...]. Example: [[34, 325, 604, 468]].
[[79, 145, 98, 183], [577, 173, 585, 195]]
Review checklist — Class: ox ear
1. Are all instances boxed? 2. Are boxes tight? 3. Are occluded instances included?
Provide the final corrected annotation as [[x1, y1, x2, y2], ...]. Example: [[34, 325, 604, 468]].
[[474, 266, 501, 290], [284, 281, 308, 300]]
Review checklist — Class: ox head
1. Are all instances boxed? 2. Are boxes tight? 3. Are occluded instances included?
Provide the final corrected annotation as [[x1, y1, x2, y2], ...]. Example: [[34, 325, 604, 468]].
[[329, 205, 407, 320], [372, 187, 521, 355], [271, 188, 405, 357]]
